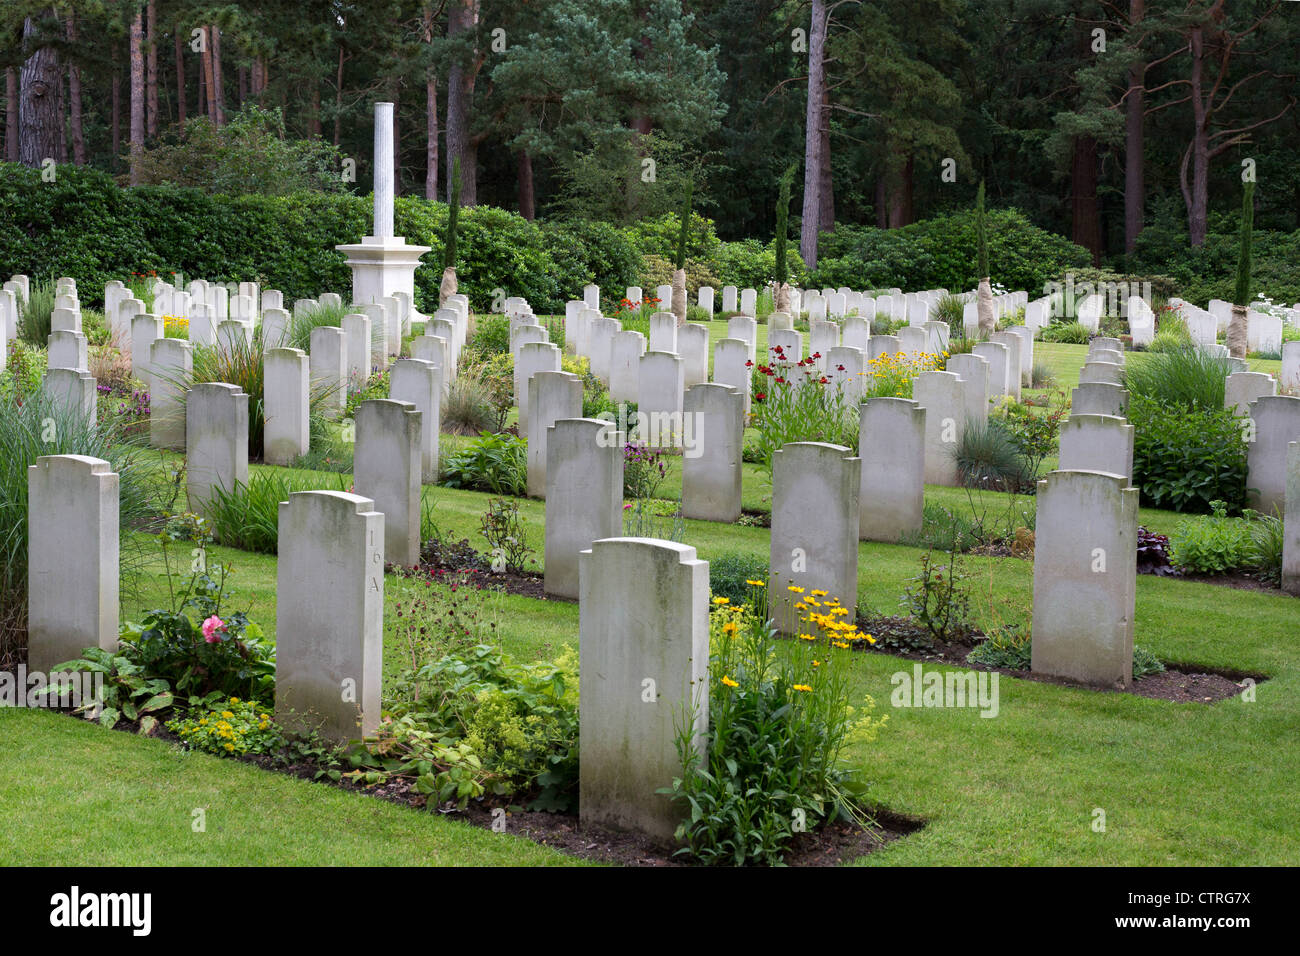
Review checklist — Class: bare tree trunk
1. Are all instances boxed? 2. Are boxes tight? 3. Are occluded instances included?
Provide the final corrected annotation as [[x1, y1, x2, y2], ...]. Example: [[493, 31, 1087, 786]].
[[201, 27, 215, 121], [174, 28, 186, 125], [1227, 303, 1248, 358], [66, 15, 85, 165], [210, 25, 225, 125], [1071, 135, 1102, 265], [333, 46, 344, 146], [5, 68, 18, 163], [198, 36, 207, 118], [145, 0, 157, 138], [19, 15, 63, 168], [818, 73, 833, 233], [445, 0, 480, 205], [424, 7, 438, 200], [129, 6, 145, 181], [887, 151, 914, 227], [1124, 0, 1145, 255], [111, 68, 120, 167], [517, 151, 535, 220], [799, 0, 827, 268], [1183, 25, 1209, 247]]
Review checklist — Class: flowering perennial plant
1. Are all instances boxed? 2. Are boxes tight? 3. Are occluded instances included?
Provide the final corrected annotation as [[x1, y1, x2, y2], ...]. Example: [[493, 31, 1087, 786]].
[[663, 580, 887, 865]]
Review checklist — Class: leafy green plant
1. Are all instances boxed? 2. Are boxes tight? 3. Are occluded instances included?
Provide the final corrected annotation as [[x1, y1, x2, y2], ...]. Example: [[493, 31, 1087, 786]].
[[441, 432, 527, 495], [995, 389, 1068, 479], [1130, 395, 1249, 513], [119, 514, 276, 702], [708, 552, 770, 606], [1132, 645, 1166, 679], [749, 347, 859, 468], [663, 583, 885, 865], [466, 314, 510, 359], [901, 550, 974, 643], [53, 647, 175, 732], [1123, 347, 1234, 410], [968, 626, 1031, 670], [478, 498, 535, 574], [1039, 321, 1092, 344], [1169, 502, 1256, 573], [167, 696, 282, 756], [1247, 510, 1285, 586], [17, 277, 55, 346]]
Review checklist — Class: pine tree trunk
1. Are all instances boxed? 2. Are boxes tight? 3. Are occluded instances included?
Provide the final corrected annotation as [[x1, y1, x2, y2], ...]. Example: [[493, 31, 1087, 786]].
[[1071, 135, 1102, 264], [174, 28, 186, 125], [128, 7, 145, 181], [18, 16, 63, 169], [799, 0, 826, 269], [145, 0, 158, 138], [1227, 304, 1248, 358], [818, 75, 834, 234], [5, 68, 18, 163], [445, 0, 480, 205], [333, 47, 343, 146], [1124, 0, 1145, 255], [775, 283, 791, 314], [210, 25, 225, 125], [65, 15, 85, 165], [425, 74, 438, 200], [887, 152, 914, 227], [517, 151, 535, 220], [1184, 25, 1209, 247]]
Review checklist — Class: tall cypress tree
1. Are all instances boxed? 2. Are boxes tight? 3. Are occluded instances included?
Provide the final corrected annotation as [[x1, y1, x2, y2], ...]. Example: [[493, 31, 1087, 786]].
[[774, 162, 796, 287], [1233, 180, 1255, 306], [444, 156, 461, 271]]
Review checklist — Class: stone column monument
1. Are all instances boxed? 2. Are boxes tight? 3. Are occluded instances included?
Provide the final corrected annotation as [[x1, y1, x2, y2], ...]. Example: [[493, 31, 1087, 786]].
[[335, 102, 431, 315]]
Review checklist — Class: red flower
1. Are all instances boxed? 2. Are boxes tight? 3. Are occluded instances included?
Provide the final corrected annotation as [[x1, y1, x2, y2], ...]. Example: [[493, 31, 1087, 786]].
[[755, 392, 766, 401], [812, 352, 822, 360], [775, 376, 786, 385], [745, 360, 753, 367], [836, 364, 846, 372], [819, 376, 829, 384]]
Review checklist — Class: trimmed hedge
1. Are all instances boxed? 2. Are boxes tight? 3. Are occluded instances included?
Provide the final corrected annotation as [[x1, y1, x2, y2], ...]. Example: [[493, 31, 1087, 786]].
[[809, 208, 1093, 296]]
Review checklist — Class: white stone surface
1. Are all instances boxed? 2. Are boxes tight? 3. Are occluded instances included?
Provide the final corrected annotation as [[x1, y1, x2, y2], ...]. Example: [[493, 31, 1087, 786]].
[[354, 398, 422, 567], [578, 537, 708, 841], [1059, 414, 1134, 483], [186, 383, 248, 518], [681, 383, 744, 522], [1225, 371, 1276, 417], [858, 398, 925, 543], [1247, 395, 1300, 513], [149, 337, 192, 451], [912, 370, 965, 486], [310, 325, 347, 419], [264, 347, 310, 466], [527, 371, 583, 499], [545, 418, 622, 599], [1032, 469, 1138, 688], [389, 358, 442, 484], [275, 490, 384, 742]]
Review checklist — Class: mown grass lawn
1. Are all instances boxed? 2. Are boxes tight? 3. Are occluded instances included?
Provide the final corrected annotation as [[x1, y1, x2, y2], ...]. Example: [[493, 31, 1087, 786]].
[[3, 332, 1297, 866]]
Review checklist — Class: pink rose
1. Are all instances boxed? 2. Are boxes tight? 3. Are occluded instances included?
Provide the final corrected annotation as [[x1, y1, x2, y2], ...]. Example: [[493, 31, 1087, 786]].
[[201, 615, 226, 643]]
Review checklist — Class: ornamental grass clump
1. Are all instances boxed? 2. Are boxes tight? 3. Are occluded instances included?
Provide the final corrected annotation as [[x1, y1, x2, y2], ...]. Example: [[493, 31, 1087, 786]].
[[663, 581, 888, 866]]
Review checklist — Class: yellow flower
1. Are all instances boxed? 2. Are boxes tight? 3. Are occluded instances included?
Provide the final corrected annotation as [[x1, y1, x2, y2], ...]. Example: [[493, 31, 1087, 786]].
[[722, 621, 738, 636], [812, 660, 821, 667], [199, 717, 208, 726], [721, 675, 739, 688], [712, 596, 729, 605], [811, 589, 828, 597], [745, 579, 766, 587], [221, 710, 234, 719], [798, 633, 817, 642], [832, 640, 851, 649], [223, 743, 235, 752], [229, 697, 240, 704], [787, 585, 805, 594], [793, 684, 812, 692]]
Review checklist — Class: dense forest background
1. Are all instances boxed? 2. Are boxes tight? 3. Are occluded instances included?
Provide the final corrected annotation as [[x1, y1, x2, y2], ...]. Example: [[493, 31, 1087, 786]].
[[2, 1, 1297, 276]]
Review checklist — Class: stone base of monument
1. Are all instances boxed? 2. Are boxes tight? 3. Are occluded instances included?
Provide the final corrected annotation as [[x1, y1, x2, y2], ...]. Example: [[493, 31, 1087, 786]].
[[334, 235, 431, 310]]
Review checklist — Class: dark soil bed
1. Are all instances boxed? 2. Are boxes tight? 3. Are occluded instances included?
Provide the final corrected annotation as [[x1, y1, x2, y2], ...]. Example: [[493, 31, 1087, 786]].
[[857, 615, 1259, 704]]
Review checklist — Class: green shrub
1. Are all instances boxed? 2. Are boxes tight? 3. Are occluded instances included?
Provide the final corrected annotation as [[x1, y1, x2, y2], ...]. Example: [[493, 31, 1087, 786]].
[[900, 503, 982, 552], [1039, 321, 1092, 344], [1129, 395, 1249, 513], [441, 433, 527, 495], [955, 419, 1030, 491], [707, 552, 770, 605], [1248, 511, 1285, 586], [1123, 347, 1233, 410], [968, 627, 1032, 670], [809, 207, 1090, 295], [1169, 502, 1256, 573], [17, 277, 54, 346], [205, 471, 348, 554], [168, 696, 283, 757], [442, 368, 499, 435], [467, 314, 510, 359]]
